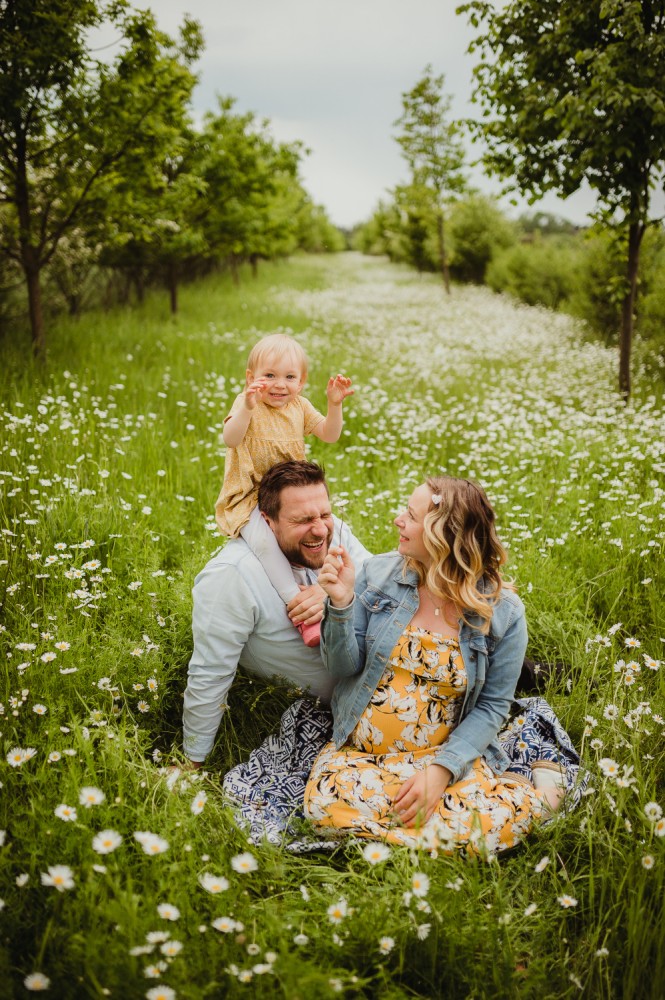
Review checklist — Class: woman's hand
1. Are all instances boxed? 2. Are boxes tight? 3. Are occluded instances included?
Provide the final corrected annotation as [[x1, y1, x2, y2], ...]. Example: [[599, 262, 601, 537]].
[[318, 545, 355, 608], [287, 584, 325, 625], [392, 764, 451, 826]]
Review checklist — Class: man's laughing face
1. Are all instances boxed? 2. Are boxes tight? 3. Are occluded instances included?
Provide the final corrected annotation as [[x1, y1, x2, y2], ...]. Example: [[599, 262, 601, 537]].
[[262, 483, 334, 569]]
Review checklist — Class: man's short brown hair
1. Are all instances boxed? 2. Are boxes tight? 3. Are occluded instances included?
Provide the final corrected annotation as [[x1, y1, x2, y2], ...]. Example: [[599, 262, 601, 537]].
[[258, 461, 328, 520]]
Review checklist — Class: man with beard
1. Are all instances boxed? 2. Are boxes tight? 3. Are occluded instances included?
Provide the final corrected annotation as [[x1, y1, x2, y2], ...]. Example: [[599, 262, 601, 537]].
[[182, 461, 371, 766]]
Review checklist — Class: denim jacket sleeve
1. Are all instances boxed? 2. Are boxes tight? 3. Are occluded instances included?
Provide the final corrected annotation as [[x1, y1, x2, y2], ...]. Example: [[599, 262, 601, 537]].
[[320, 562, 371, 678], [432, 600, 527, 782]]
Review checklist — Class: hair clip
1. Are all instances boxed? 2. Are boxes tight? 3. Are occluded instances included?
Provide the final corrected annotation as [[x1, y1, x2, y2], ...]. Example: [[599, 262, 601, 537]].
[[431, 494, 442, 505]]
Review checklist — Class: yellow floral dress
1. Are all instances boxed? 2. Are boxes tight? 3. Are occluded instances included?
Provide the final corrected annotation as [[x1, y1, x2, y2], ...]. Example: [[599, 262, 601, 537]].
[[304, 625, 544, 855]]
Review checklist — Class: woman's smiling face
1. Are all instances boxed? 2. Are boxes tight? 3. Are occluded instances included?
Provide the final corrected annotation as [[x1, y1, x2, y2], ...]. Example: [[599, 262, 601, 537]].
[[394, 484, 432, 565]]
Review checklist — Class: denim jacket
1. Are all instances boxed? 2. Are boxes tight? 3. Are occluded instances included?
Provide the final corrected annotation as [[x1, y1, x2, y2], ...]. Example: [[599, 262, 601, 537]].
[[320, 552, 528, 783]]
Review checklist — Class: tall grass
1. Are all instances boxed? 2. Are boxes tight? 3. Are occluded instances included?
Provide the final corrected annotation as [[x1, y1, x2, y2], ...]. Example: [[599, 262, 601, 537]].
[[1, 254, 663, 998]]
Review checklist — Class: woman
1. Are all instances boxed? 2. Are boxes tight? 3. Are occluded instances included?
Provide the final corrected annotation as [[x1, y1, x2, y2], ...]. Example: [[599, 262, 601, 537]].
[[304, 476, 566, 855]]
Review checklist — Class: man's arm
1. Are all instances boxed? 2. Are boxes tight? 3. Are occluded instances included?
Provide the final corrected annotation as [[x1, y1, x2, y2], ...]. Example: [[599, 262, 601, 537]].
[[182, 562, 257, 762]]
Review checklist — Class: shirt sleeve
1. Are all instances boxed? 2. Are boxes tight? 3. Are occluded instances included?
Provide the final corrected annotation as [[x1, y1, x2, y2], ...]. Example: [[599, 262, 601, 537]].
[[182, 563, 257, 761], [299, 395, 326, 435]]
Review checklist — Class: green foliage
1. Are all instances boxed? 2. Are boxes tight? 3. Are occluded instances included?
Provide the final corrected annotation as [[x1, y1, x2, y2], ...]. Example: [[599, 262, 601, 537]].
[[458, 0, 665, 394], [0, 0, 203, 349], [486, 222, 665, 360], [486, 236, 583, 311], [459, 0, 665, 213], [0, 3, 341, 344], [448, 195, 517, 283]]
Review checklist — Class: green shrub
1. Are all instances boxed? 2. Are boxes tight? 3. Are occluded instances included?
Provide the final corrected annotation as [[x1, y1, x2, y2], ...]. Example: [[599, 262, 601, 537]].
[[486, 235, 583, 310], [449, 194, 517, 283]]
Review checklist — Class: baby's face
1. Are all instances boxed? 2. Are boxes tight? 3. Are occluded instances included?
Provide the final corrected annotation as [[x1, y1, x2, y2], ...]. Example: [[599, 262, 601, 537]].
[[246, 353, 305, 408]]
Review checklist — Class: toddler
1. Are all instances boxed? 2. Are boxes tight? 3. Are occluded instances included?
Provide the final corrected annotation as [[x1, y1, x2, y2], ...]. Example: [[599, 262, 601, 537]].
[[215, 333, 354, 646]]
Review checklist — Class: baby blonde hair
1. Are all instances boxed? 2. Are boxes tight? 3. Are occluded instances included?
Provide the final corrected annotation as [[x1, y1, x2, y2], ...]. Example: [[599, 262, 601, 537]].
[[246, 333, 309, 383], [407, 476, 508, 633]]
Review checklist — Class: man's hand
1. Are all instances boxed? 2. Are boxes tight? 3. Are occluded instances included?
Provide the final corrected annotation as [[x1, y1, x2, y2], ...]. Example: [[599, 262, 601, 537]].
[[244, 378, 269, 409], [392, 764, 451, 826], [318, 545, 355, 608], [287, 583, 325, 625], [326, 374, 354, 406]]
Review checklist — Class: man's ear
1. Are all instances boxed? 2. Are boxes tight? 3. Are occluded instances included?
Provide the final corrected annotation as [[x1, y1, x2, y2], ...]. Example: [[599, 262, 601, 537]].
[[260, 510, 273, 528]]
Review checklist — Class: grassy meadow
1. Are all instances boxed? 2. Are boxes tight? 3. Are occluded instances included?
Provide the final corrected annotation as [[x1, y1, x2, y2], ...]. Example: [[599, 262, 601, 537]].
[[1, 253, 664, 999]]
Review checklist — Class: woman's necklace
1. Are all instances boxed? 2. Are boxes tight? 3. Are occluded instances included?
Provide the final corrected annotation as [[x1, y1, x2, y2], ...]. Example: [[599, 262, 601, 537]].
[[419, 588, 459, 629]]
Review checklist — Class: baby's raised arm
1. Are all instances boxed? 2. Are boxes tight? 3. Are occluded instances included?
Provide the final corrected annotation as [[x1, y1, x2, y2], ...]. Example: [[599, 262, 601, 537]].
[[312, 375, 355, 444]]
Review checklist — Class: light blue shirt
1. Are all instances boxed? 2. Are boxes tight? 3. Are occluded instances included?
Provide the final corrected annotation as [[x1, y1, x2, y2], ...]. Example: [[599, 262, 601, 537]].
[[183, 519, 371, 761]]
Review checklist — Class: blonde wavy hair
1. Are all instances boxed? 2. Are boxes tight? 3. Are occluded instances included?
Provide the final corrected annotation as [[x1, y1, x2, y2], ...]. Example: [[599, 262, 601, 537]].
[[406, 476, 508, 633]]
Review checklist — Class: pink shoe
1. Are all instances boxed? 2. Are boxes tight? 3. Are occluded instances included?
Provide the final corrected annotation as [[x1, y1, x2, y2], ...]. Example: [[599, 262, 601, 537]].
[[296, 620, 320, 647]]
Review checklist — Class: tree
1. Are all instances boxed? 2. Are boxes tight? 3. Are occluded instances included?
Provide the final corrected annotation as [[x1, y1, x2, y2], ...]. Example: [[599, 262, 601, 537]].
[[195, 99, 303, 280], [394, 66, 468, 292], [96, 125, 206, 315], [0, 0, 202, 353], [393, 181, 438, 273], [458, 0, 665, 396]]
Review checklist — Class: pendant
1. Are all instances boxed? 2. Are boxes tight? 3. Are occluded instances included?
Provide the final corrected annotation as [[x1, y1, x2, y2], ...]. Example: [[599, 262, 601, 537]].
[[434, 608, 440, 616]]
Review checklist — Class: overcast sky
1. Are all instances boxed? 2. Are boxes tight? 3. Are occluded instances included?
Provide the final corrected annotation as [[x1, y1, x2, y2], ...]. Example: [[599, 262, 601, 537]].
[[129, 0, 600, 229]]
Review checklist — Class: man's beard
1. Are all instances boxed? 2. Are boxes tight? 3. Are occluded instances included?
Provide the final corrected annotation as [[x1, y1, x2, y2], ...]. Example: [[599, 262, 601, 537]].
[[280, 531, 332, 570]]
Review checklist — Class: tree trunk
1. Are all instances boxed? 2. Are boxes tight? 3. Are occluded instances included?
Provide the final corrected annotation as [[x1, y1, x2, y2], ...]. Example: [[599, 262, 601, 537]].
[[230, 255, 240, 286], [436, 208, 451, 294], [618, 221, 644, 399], [250, 253, 259, 278], [26, 261, 45, 357], [167, 262, 178, 315], [134, 271, 145, 304], [15, 135, 45, 355]]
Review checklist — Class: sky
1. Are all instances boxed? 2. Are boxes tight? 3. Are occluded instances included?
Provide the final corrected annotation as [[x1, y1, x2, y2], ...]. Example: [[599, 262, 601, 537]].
[[122, 0, 601, 229]]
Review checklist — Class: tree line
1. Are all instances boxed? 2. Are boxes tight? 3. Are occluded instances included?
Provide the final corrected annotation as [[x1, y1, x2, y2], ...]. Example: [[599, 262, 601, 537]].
[[0, 0, 343, 354], [357, 2, 665, 397]]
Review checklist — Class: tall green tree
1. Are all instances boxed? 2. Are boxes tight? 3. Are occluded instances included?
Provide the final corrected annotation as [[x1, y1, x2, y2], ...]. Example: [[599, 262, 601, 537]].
[[96, 125, 205, 315], [195, 99, 302, 280], [0, 0, 201, 353], [394, 66, 467, 292], [458, 0, 665, 396]]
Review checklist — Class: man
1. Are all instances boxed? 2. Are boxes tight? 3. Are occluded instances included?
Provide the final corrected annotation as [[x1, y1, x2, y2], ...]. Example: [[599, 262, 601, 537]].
[[182, 460, 371, 765]]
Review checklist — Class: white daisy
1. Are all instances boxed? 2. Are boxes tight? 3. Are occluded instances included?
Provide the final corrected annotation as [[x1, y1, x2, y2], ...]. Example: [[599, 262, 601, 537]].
[[92, 830, 122, 854], [41, 865, 75, 892], [230, 852, 258, 874]]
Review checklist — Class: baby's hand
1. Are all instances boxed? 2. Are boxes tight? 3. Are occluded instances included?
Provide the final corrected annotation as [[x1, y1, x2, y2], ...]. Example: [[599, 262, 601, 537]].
[[326, 374, 354, 405], [244, 379, 269, 409]]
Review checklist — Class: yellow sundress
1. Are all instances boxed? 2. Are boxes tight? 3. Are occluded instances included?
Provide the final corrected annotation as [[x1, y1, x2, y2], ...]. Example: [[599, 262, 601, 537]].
[[215, 394, 324, 537], [304, 625, 544, 855]]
